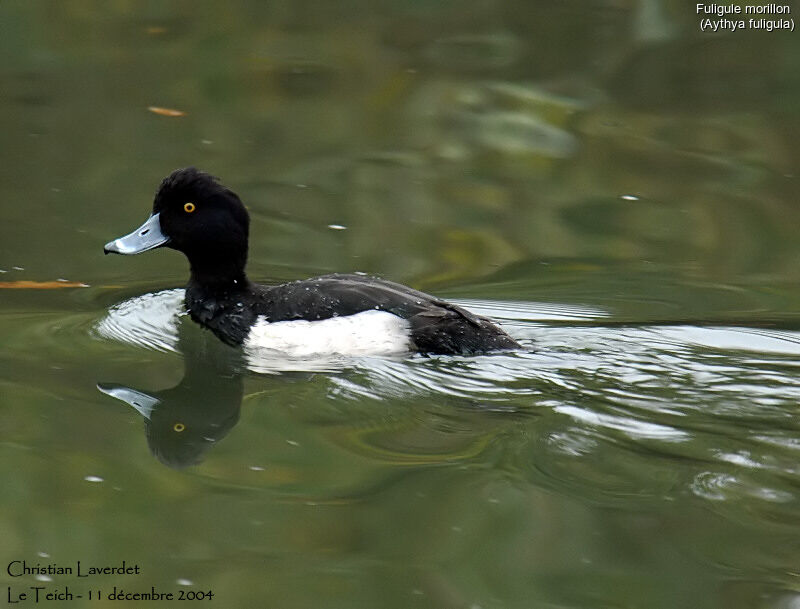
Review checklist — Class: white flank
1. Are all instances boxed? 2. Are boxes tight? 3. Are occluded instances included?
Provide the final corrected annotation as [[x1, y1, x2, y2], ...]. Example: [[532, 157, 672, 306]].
[[244, 310, 411, 359]]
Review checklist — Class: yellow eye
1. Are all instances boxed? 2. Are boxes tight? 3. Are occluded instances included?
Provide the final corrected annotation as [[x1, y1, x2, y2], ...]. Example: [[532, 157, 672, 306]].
[[183, 202, 196, 213], [173, 423, 185, 432]]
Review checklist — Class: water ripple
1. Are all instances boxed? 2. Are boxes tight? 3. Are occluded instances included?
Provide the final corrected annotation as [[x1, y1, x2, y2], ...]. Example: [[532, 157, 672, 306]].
[[93, 289, 184, 354], [86, 289, 800, 510]]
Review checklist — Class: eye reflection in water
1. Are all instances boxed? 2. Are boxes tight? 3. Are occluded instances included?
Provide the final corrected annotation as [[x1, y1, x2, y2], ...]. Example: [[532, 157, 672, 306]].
[[97, 325, 245, 469]]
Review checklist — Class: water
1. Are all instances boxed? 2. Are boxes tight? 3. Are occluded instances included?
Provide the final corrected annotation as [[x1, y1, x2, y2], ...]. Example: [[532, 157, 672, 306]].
[[2, 1, 800, 607]]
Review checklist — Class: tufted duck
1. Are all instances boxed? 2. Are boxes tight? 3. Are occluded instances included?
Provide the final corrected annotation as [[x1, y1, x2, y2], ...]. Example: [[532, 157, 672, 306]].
[[104, 168, 520, 356]]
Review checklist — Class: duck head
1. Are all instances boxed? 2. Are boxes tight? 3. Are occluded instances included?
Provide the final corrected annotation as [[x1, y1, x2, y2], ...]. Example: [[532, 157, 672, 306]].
[[104, 168, 250, 285]]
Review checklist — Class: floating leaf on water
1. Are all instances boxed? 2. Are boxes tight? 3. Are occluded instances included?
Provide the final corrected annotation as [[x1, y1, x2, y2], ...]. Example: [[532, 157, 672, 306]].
[[147, 106, 186, 117], [473, 112, 578, 159], [486, 81, 590, 113], [0, 281, 89, 289]]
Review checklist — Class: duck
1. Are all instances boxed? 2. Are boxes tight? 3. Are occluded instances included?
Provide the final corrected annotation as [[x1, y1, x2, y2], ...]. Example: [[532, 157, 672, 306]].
[[103, 168, 520, 356]]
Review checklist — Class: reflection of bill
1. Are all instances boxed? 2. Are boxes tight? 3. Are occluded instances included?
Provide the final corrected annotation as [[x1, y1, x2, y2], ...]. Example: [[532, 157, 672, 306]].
[[97, 321, 244, 469]]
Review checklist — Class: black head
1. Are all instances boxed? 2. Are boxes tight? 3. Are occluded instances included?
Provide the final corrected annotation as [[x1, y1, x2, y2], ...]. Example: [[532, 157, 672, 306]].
[[104, 168, 251, 286]]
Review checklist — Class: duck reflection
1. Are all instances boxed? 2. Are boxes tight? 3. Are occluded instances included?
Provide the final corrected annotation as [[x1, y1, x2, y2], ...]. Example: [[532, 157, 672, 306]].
[[98, 326, 244, 469]]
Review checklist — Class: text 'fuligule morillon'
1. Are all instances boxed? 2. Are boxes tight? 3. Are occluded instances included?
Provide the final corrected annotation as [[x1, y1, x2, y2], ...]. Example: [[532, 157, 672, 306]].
[[696, 3, 791, 16]]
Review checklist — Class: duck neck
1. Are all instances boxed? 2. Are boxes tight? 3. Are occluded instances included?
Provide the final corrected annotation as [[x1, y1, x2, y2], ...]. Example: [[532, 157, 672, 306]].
[[188, 269, 249, 295], [184, 261, 256, 347], [187, 256, 250, 297]]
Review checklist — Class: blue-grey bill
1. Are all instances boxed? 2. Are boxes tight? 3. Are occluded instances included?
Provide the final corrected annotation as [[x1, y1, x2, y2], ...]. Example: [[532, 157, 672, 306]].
[[97, 383, 160, 419], [103, 213, 169, 255]]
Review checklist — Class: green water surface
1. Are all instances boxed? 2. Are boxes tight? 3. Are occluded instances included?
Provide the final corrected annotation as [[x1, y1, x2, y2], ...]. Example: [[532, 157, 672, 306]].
[[1, 1, 800, 608]]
